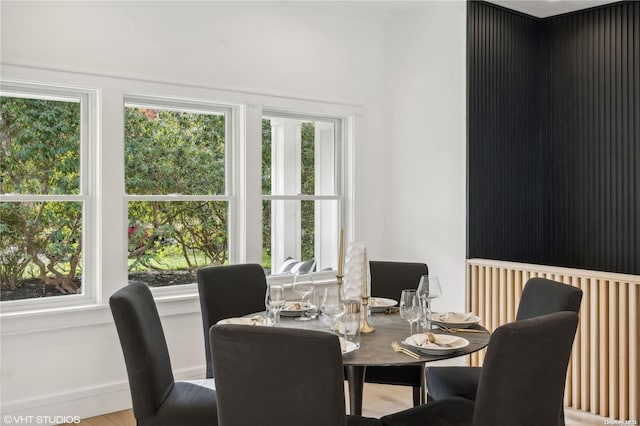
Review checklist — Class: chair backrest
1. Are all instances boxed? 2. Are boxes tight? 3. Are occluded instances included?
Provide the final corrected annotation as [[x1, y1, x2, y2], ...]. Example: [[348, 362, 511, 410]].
[[473, 311, 579, 426], [210, 324, 348, 426], [197, 263, 267, 377], [369, 261, 429, 300], [516, 277, 583, 320], [109, 282, 175, 422]]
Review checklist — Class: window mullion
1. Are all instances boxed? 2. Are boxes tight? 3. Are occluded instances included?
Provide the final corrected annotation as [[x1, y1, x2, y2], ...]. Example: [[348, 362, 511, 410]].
[[124, 195, 232, 202], [240, 104, 263, 265], [0, 195, 89, 202], [262, 195, 339, 201]]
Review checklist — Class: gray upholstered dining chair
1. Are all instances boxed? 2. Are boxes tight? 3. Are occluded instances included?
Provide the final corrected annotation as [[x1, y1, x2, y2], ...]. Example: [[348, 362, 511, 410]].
[[364, 261, 429, 406], [110, 282, 217, 426], [197, 263, 267, 378], [210, 324, 383, 426], [425, 277, 582, 424], [381, 311, 580, 426]]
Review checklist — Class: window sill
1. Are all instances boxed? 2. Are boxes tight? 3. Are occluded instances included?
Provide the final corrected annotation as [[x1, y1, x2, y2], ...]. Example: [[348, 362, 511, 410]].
[[267, 270, 338, 288], [0, 288, 201, 336]]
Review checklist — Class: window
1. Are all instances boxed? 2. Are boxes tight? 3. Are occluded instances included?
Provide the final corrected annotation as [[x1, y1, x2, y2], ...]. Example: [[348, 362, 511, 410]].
[[0, 84, 93, 304], [124, 97, 232, 287], [0, 68, 355, 315], [262, 112, 342, 276]]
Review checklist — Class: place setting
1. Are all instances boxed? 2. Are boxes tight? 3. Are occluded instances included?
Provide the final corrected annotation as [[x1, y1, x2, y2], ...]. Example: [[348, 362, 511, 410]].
[[392, 279, 486, 359], [279, 301, 313, 316], [216, 315, 271, 326], [402, 332, 470, 355], [428, 311, 487, 333], [286, 272, 320, 320], [369, 296, 398, 312], [217, 268, 361, 356]]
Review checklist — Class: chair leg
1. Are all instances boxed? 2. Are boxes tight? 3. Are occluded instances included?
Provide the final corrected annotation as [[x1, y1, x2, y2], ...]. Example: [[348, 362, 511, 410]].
[[419, 363, 428, 405], [412, 386, 421, 406], [345, 365, 366, 415]]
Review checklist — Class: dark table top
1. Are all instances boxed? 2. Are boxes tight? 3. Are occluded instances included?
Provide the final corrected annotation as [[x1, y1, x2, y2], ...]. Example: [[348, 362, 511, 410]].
[[275, 312, 491, 366]]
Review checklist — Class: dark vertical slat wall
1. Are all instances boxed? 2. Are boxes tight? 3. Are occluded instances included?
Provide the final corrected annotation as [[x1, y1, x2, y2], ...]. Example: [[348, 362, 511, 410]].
[[543, 1, 640, 272], [467, 1, 640, 275], [467, 1, 545, 263]]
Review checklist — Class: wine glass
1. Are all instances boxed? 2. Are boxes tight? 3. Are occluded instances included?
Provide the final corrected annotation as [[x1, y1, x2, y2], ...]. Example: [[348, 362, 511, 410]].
[[321, 286, 346, 332], [265, 284, 286, 326], [416, 275, 442, 330], [399, 289, 421, 335], [292, 273, 314, 322], [303, 288, 320, 320]]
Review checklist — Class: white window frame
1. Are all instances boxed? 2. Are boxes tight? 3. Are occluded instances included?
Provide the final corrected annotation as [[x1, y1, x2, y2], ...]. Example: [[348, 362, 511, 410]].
[[0, 81, 98, 312], [0, 66, 358, 322], [262, 109, 345, 283], [123, 94, 237, 297]]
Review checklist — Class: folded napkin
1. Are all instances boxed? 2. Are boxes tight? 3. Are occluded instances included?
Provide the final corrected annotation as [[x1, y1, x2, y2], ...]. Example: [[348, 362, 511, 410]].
[[406, 333, 465, 349], [437, 312, 476, 322], [218, 316, 268, 326], [248, 315, 267, 325], [283, 302, 309, 311]]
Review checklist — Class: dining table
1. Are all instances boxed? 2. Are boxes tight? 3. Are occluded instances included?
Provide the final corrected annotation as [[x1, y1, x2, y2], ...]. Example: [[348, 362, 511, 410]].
[[246, 308, 491, 415]]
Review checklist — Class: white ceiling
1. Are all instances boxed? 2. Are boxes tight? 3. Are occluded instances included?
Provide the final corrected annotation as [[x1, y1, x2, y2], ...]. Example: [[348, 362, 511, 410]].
[[292, 1, 421, 23], [485, 0, 620, 18], [294, 1, 621, 22]]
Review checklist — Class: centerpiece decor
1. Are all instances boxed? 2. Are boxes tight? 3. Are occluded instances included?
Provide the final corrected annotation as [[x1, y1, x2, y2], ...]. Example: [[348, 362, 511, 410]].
[[359, 248, 375, 333], [343, 242, 366, 300]]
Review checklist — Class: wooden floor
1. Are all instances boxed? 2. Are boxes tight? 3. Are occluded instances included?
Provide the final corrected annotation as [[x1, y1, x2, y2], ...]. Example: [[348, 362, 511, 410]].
[[75, 383, 609, 425]]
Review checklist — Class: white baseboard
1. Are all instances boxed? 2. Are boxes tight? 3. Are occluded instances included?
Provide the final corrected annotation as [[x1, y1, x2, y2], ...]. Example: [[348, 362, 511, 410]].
[[0, 366, 205, 425]]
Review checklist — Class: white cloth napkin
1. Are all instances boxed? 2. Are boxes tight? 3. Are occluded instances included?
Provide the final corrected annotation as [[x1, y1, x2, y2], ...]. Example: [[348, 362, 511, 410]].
[[406, 333, 465, 349], [283, 302, 310, 311], [217, 316, 268, 326], [436, 312, 476, 323]]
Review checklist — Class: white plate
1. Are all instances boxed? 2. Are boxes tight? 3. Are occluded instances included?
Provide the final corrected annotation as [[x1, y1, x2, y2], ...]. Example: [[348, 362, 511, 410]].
[[428, 312, 481, 328], [403, 333, 469, 355], [339, 337, 358, 355], [369, 297, 398, 312], [217, 316, 270, 326], [280, 302, 313, 317]]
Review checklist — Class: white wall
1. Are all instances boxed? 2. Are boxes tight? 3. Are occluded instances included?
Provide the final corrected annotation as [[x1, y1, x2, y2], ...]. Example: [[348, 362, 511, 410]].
[[0, 1, 386, 421], [0, 0, 467, 421], [1, 2, 383, 105], [381, 2, 467, 313]]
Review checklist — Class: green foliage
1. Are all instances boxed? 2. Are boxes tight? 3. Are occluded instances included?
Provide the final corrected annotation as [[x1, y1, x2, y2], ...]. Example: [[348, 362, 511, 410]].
[[262, 120, 272, 263], [1, 97, 322, 297], [125, 107, 225, 195], [262, 119, 272, 195], [300, 123, 315, 260], [125, 107, 228, 275], [1, 97, 80, 194], [300, 122, 315, 195], [127, 201, 227, 274], [0, 203, 31, 288], [1, 97, 82, 293]]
